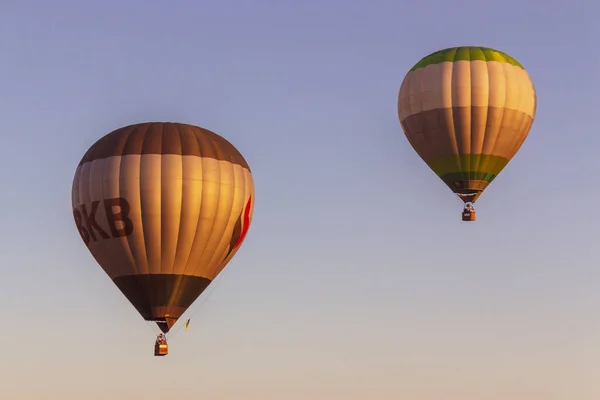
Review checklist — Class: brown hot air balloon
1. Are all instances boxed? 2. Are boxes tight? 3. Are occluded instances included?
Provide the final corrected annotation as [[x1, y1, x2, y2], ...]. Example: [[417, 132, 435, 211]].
[[71, 122, 254, 355], [398, 46, 537, 221]]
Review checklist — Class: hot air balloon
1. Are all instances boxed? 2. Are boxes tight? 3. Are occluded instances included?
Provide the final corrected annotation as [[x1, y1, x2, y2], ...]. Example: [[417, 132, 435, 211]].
[[71, 122, 254, 355], [397, 46, 536, 221]]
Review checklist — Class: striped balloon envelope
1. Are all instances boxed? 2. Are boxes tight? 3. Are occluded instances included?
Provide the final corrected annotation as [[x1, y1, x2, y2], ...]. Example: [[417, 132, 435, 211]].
[[398, 46, 537, 219], [72, 122, 254, 334]]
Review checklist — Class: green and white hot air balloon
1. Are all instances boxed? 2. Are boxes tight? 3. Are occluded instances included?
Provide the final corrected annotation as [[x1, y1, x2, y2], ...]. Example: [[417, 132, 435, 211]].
[[397, 46, 537, 221]]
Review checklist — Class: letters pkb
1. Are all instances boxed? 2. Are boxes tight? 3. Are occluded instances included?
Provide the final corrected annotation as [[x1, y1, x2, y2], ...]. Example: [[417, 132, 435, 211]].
[[73, 197, 134, 245]]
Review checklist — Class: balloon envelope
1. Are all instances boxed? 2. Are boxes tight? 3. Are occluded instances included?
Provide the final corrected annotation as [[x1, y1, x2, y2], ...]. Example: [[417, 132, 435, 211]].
[[72, 122, 254, 333], [398, 46, 537, 204]]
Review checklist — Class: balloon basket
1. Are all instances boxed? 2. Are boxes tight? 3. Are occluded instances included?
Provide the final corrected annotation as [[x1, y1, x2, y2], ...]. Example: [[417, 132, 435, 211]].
[[154, 335, 169, 356], [462, 207, 476, 222], [154, 342, 168, 356]]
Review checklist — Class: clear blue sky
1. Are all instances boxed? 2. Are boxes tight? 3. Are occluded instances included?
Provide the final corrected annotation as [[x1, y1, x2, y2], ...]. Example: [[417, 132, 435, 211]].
[[1, 0, 598, 399]]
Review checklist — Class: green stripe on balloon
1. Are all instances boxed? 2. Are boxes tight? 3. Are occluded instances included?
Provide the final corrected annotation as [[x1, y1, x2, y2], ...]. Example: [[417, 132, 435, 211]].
[[409, 46, 524, 71], [426, 154, 510, 177]]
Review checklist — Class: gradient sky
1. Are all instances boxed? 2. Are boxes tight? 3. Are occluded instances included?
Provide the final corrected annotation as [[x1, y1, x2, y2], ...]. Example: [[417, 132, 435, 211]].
[[1, 0, 598, 399]]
